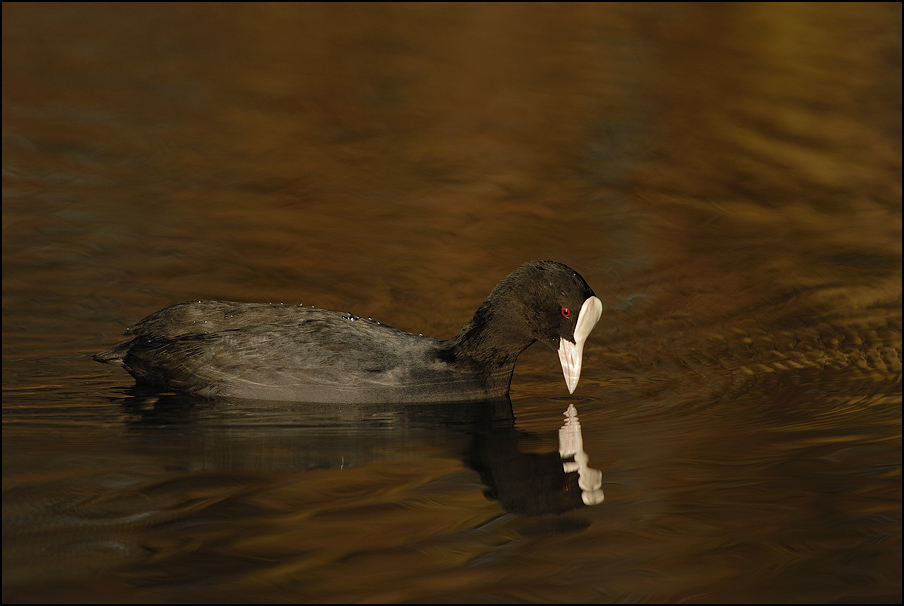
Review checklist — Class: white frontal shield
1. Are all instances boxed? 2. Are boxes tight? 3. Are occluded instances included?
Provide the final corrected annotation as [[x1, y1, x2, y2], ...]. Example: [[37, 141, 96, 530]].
[[558, 296, 602, 393]]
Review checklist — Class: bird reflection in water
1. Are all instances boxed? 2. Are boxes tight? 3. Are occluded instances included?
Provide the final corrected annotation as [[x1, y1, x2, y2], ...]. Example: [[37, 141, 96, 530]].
[[119, 393, 605, 518], [467, 403, 604, 516]]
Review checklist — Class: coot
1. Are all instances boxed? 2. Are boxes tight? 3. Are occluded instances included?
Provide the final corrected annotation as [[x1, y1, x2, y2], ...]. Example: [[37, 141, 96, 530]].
[[94, 261, 602, 403]]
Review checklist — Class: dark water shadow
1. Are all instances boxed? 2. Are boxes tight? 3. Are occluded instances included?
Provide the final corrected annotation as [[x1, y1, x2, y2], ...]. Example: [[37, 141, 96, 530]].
[[115, 388, 605, 518]]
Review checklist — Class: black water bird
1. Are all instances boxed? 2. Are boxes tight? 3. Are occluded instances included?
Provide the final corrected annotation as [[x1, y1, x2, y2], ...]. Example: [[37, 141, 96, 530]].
[[94, 261, 602, 403]]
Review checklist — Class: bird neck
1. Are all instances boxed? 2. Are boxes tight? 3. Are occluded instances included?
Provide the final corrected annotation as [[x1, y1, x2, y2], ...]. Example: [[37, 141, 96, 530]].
[[440, 297, 537, 372]]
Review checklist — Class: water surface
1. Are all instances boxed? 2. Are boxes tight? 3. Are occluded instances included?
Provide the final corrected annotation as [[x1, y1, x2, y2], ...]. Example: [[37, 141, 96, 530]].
[[3, 3, 901, 603]]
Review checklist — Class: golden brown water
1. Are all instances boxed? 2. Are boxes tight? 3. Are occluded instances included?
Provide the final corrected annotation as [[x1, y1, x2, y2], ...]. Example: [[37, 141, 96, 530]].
[[3, 3, 901, 603]]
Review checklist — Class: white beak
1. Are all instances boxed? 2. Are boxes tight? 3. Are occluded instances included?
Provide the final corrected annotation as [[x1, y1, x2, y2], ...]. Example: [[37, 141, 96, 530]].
[[558, 296, 602, 393]]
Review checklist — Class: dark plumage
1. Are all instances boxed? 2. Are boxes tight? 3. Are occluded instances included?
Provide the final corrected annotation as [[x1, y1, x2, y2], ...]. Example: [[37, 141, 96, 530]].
[[94, 261, 602, 403]]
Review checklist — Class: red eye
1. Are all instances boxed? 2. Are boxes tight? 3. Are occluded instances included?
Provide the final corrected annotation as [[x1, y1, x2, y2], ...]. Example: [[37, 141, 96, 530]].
[[561, 307, 571, 318]]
